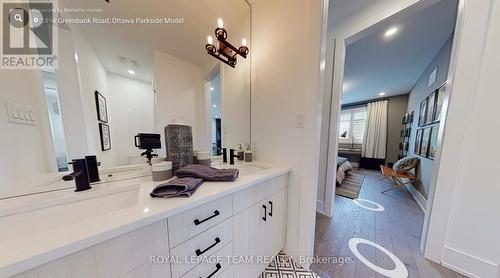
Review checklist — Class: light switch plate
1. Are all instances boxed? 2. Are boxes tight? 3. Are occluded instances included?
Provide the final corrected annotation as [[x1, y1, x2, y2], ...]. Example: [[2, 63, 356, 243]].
[[295, 113, 304, 128], [4, 101, 36, 126]]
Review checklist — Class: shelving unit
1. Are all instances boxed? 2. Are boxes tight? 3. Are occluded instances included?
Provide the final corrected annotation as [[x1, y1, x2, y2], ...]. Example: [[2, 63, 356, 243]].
[[399, 111, 414, 160]]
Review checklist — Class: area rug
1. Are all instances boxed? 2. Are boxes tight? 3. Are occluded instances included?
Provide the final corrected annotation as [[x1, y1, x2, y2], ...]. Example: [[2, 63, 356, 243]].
[[260, 251, 320, 278], [335, 173, 365, 199]]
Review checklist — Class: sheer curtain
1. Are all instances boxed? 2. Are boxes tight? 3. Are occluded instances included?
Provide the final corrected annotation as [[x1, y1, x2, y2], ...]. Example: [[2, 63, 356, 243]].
[[362, 100, 388, 159]]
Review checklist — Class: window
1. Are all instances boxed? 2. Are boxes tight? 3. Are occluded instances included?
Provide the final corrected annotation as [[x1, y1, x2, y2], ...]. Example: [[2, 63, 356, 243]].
[[338, 106, 367, 144]]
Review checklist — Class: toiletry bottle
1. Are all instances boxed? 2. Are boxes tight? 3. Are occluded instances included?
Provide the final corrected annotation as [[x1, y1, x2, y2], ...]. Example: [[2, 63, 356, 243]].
[[238, 144, 244, 161], [245, 144, 253, 162]]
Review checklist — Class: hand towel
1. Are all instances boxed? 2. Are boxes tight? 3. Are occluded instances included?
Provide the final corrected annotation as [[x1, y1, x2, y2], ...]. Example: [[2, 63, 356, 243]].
[[174, 164, 239, 182], [150, 177, 204, 198]]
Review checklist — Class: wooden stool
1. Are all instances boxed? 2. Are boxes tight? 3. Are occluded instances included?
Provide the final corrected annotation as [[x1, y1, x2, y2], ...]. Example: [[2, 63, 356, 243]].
[[379, 165, 416, 193]]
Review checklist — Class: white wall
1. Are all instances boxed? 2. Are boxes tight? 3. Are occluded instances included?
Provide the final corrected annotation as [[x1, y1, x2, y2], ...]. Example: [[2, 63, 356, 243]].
[[250, 0, 324, 261], [0, 70, 54, 193], [425, 0, 500, 276], [154, 50, 204, 156], [106, 73, 155, 165], [72, 27, 117, 167]]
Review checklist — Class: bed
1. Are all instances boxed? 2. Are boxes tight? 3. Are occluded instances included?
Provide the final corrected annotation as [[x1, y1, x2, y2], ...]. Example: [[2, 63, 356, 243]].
[[336, 156, 353, 186]]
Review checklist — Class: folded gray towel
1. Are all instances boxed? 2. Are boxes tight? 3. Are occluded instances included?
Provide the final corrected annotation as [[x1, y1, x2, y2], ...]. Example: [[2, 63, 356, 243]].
[[150, 177, 204, 198], [174, 164, 239, 182]]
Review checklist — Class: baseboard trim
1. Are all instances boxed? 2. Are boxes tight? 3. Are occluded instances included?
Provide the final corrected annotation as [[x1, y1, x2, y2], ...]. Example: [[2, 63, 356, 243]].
[[404, 184, 427, 212], [316, 200, 326, 215], [442, 246, 498, 278]]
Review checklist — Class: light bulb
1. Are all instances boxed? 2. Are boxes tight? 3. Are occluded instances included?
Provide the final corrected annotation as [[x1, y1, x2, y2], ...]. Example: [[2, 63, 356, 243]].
[[207, 35, 213, 45], [241, 38, 247, 46], [217, 18, 224, 28]]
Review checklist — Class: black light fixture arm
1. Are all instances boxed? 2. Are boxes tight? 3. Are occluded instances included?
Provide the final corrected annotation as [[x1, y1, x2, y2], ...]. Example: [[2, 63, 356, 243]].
[[205, 20, 249, 68]]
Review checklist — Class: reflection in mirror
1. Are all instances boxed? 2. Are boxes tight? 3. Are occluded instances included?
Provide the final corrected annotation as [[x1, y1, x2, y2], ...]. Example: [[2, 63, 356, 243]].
[[0, 0, 251, 198]]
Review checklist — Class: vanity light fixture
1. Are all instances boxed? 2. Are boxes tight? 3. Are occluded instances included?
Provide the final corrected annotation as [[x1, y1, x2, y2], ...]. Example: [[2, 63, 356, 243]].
[[205, 18, 249, 68], [127, 70, 136, 75]]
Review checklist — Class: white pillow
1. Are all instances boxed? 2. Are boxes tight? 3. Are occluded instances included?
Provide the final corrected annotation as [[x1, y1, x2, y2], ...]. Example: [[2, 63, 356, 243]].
[[393, 156, 419, 173]]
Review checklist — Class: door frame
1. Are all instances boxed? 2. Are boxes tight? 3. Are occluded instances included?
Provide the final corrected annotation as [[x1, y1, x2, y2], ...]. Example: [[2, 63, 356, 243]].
[[319, 0, 467, 262]]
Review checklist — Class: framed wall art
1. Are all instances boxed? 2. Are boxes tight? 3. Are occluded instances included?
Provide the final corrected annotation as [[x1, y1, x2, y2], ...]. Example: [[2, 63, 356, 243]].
[[95, 90, 108, 123], [99, 123, 111, 151]]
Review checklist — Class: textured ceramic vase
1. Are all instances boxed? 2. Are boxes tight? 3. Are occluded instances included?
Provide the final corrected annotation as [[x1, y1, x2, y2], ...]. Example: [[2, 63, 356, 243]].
[[165, 124, 193, 171]]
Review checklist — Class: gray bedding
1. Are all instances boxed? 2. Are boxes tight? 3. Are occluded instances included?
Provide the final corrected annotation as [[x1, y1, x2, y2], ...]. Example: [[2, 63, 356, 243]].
[[337, 157, 348, 169]]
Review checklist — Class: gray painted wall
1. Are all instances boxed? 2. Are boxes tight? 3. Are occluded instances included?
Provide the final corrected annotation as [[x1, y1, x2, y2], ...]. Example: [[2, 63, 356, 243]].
[[407, 34, 454, 199], [387, 94, 410, 163]]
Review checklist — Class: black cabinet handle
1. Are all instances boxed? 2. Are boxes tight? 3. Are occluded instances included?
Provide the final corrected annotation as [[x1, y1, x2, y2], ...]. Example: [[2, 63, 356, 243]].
[[269, 201, 273, 217], [195, 237, 221, 256], [201, 263, 222, 278], [262, 205, 267, 221], [194, 210, 220, 226]]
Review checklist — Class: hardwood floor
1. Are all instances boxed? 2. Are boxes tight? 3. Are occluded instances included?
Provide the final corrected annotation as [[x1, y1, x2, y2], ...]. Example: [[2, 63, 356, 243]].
[[313, 169, 466, 278]]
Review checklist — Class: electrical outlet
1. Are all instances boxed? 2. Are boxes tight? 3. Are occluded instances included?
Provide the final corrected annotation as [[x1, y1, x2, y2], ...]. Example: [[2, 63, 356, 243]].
[[296, 113, 304, 128], [4, 101, 36, 126]]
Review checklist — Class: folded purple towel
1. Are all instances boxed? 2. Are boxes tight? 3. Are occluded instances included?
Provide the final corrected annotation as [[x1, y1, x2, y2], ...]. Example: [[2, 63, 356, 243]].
[[174, 164, 239, 182], [150, 177, 204, 198]]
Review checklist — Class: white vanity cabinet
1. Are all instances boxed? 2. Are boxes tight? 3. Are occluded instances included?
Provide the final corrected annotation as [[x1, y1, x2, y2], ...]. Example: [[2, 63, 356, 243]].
[[232, 175, 288, 278], [7, 173, 288, 278]]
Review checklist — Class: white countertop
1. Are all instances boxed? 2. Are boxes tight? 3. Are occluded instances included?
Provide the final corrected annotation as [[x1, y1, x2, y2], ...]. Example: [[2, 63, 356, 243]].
[[0, 162, 290, 277]]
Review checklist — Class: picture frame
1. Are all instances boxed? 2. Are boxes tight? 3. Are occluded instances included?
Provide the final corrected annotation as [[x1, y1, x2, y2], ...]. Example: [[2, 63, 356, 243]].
[[421, 127, 431, 157], [434, 85, 445, 122], [414, 129, 423, 155], [429, 126, 440, 159], [99, 123, 111, 151], [426, 92, 436, 125], [95, 90, 108, 123], [418, 98, 427, 126]]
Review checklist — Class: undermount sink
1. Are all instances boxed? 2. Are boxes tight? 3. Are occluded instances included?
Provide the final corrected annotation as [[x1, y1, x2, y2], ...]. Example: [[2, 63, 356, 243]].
[[0, 183, 140, 241], [212, 163, 268, 176], [236, 164, 268, 176]]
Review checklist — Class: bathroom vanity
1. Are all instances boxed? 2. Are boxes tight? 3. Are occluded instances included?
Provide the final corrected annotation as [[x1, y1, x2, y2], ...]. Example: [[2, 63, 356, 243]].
[[0, 163, 290, 278]]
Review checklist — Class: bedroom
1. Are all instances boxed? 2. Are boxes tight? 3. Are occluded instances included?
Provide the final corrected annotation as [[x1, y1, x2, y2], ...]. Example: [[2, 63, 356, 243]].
[[313, 0, 461, 276]]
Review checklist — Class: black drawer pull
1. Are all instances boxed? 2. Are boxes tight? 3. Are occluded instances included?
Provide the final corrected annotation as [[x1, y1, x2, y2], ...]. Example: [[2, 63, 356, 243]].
[[269, 201, 273, 217], [201, 263, 222, 278], [194, 210, 220, 226], [262, 205, 267, 221], [195, 237, 221, 256]]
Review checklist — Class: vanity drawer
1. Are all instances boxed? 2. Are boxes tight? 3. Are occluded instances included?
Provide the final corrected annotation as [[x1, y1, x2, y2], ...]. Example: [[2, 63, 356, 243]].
[[233, 181, 267, 214], [267, 175, 287, 196], [233, 175, 287, 214], [170, 218, 233, 277], [168, 195, 232, 248], [180, 242, 233, 278]]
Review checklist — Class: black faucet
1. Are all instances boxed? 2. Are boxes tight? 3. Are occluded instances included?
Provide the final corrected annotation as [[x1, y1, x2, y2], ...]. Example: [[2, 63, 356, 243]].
[[229, 149, 240, 165], [222, 148, 227, 163], [85, 155, 101, 183], [63, 159, 91, 192]]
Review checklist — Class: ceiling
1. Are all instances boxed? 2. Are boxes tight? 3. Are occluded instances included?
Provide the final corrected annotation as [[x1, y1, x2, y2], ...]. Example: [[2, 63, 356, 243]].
[[59, 0, 250, 82], [340, 0, 458, 104]]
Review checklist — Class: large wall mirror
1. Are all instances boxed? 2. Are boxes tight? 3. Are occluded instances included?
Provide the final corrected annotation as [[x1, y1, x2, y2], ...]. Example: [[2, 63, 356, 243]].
[[0, 0, 251, 197]]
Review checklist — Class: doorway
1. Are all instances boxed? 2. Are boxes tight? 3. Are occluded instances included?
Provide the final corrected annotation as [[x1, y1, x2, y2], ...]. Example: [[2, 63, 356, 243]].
[[313, 0, 462, 276], [41, 71, 69, 172]]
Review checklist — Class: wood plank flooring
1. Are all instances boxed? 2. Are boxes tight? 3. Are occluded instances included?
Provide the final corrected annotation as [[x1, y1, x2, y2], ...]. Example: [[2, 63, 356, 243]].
[[313, 169, 466, 278]]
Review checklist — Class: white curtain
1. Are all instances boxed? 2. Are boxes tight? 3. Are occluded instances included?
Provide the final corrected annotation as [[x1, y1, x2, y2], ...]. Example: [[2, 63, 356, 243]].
[[362, 100, 388, 159]]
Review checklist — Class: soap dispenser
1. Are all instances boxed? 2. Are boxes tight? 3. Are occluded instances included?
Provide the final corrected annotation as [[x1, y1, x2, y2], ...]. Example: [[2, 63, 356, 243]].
[[237, 144, 244, 161], [244, 144, 253, 162]]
